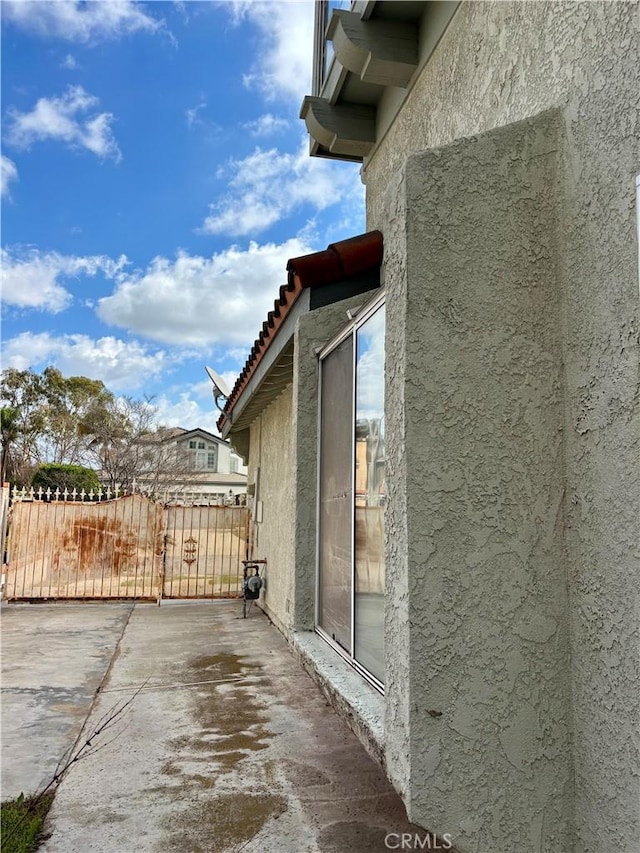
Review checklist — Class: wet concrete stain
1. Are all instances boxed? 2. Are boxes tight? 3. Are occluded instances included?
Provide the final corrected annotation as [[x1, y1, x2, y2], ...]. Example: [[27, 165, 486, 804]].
[[317, 820, 395, 852], [160, 792, 288, 853], [16, 604, 450, 852], [157, 650, 428, 851], [153, 652, 294, 850], [277, 759, 332, 789], [161, 653, 273, 785]]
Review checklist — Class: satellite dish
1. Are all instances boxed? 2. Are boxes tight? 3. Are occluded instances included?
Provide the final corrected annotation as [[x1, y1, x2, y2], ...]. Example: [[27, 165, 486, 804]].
[[205, 366, 231, 412]]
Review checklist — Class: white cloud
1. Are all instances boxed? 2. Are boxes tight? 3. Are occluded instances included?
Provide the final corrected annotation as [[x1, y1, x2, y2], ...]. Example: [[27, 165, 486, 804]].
[[225, 347, 252, 364], [201, 136, 363, 237], [61, 53, 78, 69], [5, 86, 121, 161], [186, 101, 206, 128], [1, 247, 127, 313], [0, 332, 169, 393], [97, 236, 314, 347], [153, 392, 220, 433], [2, 1, 164, 42], [1, 155, 18, 198], [231, 0, 314, 102], [244, 113, 290, 137]]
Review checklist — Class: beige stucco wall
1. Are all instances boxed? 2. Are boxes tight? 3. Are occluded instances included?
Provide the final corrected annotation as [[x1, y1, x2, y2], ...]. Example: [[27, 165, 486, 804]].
[[390, 110, 574, 852], [367, 3, 639, 851], [365, 1, 638, 219], [247, 386, 295, 637]]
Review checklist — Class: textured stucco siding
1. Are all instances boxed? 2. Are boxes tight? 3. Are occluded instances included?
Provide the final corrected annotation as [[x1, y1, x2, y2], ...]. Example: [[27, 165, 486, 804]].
[[367, 3, 639, 850], [405, 112, 572, 852], [248, 386, 295, 637], [553, 15, 639, 849], [366, 1, 638, 221], [381, 168, 412, 805]]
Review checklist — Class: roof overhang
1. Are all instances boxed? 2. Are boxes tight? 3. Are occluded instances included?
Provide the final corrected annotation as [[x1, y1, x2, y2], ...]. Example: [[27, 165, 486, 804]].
[[218, 231, 383, 442], [302, 0, 459, 163]]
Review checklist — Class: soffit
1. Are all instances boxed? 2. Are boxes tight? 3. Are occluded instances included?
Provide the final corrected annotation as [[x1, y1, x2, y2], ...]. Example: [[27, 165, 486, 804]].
[[229, 339, 295, 433]]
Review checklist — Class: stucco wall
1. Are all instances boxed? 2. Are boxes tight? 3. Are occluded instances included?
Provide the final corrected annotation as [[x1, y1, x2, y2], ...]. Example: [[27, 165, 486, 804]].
[[380, 168, 412, 806], [402, 111, 573, 852], [367, 3, 638, 850], [366, 1, 638, 221], [554, 30, 639, 853], [247, 386, 295, 637]]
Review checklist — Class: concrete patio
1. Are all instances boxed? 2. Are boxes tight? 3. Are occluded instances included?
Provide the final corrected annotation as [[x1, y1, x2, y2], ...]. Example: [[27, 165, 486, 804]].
[[1, 600, 442, 853]]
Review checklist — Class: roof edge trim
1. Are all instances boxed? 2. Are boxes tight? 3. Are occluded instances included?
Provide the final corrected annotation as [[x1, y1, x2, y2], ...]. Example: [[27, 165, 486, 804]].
[[218, 230, 383, 432]]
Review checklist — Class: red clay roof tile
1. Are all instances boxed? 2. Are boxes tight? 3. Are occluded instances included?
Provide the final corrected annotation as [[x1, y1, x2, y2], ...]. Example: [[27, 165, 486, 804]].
[[217, 230, 382, 431]]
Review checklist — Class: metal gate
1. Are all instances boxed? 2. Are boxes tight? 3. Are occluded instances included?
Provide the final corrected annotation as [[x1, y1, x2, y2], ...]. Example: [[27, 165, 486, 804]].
[[5, 489, 249, 601], [161, 505, 248, 598]]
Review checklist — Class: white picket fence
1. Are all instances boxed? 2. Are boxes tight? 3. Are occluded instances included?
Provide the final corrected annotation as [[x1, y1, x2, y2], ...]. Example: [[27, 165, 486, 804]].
[[9, 484, 245, 507]]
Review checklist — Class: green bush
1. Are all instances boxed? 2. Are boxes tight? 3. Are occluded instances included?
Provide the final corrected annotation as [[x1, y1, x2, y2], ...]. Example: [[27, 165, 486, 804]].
[[31, 464, 101, 494]]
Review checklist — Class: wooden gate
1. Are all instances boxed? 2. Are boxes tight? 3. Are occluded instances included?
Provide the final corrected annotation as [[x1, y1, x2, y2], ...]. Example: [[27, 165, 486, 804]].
[[5, 489, 249, 601]]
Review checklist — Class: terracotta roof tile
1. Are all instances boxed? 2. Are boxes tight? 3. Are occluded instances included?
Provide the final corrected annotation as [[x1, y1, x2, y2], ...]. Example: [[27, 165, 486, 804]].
[[218, 230, 382, 431]]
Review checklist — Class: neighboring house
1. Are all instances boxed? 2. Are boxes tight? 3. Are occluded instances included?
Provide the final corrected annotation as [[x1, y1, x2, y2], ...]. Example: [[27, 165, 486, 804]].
[[135, 427, 247, 503], [218, 3, 639, 852]]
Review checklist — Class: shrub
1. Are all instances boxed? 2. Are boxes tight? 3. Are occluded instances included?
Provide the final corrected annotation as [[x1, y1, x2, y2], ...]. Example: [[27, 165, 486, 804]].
[[31, 464, 101, 494]]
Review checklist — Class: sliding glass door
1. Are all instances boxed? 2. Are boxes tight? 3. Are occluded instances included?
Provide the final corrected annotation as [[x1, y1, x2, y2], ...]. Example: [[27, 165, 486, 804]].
[[354, 306, 385, 683], [317, 334, 353, 652], [317, 299, 385, 687]]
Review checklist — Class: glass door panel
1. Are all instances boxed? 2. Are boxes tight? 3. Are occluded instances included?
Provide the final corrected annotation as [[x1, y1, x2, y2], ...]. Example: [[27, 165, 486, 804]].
[[318, 335, 353, 652], [354, 304, 385, 683]]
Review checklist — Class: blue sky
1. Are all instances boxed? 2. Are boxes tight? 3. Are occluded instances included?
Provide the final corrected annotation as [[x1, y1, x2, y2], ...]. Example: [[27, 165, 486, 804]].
[[1, 0, 362, 431]]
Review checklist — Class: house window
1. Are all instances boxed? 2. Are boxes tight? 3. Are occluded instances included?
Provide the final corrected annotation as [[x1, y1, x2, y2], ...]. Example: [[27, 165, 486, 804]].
[[230, 456, 239, 474], [193, 450, 217, 470], [317, 297, 385, 687], [189, 440, 197, 449], [312, 0, 353, 95]]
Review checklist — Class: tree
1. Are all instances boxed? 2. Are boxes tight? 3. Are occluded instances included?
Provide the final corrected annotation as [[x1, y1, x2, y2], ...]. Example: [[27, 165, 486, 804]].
[[1, 406, 20, 485], [41, 367, 114, 465], [83, 398, 193, 494], [0, 369, 47, 480], [0, 368, 115, 474], [1, 368, 194, 494], [31, 464, 101, 494], [82, 396, 154, 491]]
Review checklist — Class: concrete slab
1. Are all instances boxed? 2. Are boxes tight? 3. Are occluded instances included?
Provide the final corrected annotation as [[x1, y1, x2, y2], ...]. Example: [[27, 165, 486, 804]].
[[1, 599, 442, 852], [1, 601, 133, 800]]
